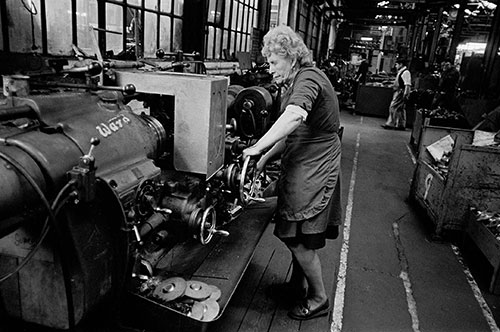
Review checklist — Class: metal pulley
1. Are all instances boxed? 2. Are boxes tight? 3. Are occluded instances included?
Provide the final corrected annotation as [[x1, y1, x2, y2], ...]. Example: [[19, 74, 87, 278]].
[[231, 86, 273, 139]]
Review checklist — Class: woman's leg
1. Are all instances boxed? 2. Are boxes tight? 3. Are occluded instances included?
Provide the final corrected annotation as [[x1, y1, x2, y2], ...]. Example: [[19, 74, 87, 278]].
[[288, 243, 328, 308]]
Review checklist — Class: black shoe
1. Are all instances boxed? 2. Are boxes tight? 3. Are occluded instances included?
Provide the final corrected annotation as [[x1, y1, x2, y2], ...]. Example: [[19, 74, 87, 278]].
[[288, 299, 330, 321]]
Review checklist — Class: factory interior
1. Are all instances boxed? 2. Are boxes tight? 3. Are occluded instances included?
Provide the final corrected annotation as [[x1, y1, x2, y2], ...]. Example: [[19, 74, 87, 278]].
[[1, 0, 500, 331]]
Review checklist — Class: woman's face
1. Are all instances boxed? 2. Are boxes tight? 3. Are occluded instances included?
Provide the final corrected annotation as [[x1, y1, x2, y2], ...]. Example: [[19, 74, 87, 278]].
[[267, 52, 294, 84]]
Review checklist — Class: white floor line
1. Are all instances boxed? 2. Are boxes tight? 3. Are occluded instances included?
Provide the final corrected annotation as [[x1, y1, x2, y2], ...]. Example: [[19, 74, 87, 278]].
[[331, 133, 361, 332], [451, 244, 500, 332], [406, 143, 417, 165], [393, 221, 421, 332]]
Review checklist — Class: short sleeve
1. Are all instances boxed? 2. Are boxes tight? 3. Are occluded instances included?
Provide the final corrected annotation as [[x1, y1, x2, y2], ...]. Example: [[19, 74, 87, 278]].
[[286, 71, 321, 113]]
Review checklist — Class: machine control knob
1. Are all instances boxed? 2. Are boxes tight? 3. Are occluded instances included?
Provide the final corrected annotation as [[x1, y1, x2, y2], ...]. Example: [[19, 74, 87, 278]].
[[85, 137, 100, 159], [122, 84, 136, 95], [156, 48, 165, 59], [87, 62, 103, 76]]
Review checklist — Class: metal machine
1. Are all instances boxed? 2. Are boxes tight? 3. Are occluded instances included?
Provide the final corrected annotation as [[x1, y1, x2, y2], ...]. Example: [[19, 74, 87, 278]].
[[0, 62, 277, 330]]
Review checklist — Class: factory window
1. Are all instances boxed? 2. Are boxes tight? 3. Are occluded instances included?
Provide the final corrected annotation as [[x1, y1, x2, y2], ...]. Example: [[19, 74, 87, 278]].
[[1, 0, 183, 60], [296, 1, 322, 59], [205, 0, 259, 60]]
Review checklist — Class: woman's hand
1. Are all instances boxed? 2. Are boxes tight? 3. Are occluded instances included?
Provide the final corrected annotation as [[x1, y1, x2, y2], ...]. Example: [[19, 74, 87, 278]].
[[242, 145, 263, 160], [243, 145, 266, 178]]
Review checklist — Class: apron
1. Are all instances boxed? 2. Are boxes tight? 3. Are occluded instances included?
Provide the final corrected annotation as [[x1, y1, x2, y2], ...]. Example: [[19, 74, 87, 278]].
[[275, 68, 342, 234]]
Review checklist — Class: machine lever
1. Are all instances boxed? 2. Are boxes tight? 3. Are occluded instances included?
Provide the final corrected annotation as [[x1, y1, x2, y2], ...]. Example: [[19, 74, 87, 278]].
[[212, 229, 229, 237]]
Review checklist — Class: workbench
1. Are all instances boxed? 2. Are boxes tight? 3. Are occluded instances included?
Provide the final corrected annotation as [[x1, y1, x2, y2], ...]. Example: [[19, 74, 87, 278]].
[[410, 125, 500, 237], [123, 197, 277, 332]]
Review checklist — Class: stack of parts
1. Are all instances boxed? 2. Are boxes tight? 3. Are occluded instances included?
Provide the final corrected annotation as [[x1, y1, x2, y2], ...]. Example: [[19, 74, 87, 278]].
[[472, 208, 500, 240], [137, 276, 221, 322]]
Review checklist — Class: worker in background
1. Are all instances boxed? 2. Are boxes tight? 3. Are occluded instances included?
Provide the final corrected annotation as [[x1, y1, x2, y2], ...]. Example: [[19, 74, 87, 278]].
[[352, 53, 369, 103], [433, 58, 460, 112], [382, 58, 411, 130], [243, 25, 342, 321]]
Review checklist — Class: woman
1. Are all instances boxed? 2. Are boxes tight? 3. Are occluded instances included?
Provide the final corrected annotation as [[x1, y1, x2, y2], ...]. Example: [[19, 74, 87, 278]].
[[242, 25, 342, 320]]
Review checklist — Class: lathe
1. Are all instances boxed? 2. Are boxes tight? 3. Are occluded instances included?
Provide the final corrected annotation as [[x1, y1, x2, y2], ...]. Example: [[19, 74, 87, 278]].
[[0, 62, 278, 330]]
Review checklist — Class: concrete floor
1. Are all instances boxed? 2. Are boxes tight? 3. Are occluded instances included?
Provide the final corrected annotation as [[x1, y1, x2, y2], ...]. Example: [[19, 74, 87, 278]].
[[334, 110, 500, 332]]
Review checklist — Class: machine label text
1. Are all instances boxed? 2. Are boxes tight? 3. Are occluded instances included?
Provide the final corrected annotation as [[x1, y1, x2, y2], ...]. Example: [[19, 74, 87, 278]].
[[96, 114, 132, 137]]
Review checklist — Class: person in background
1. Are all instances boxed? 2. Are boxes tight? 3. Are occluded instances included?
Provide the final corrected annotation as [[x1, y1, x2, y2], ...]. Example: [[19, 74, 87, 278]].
[[382, 58, 411, 130], [433, 58, 460, 111], [242, 25, 342, 321], [352, 53, 369, 103], [355, 53, 369, 84]]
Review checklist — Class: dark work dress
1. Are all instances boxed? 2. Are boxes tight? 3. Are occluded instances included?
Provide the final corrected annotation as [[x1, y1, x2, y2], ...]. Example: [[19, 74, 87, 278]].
[[273, 65, 342, 249]]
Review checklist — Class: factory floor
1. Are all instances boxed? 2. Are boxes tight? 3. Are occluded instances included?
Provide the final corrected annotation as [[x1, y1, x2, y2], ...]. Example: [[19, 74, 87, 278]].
[[207, 110, 500, 332], [3, 110, 500, 332]]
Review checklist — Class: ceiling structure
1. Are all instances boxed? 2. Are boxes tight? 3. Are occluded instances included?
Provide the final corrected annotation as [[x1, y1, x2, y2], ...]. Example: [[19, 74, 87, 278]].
[[327, 0, 498, 27]]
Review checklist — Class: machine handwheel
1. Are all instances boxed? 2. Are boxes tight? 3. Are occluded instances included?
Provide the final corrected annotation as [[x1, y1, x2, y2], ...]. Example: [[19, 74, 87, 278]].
[[200, 206, 216, 245], [239, 156, 258, 206]]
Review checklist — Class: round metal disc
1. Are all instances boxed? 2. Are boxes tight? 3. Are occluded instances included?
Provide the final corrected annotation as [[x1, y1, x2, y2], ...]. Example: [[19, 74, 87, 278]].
[[152, 277, 186, 302], [200, 299, 220, 322], [207, 284, 221, 301], [185, 280, 212, 300], [189, 301, 204, 320]]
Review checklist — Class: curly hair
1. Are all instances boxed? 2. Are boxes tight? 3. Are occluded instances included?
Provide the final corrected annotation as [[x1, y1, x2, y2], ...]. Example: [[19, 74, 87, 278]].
[[261, 25, 313, 67]]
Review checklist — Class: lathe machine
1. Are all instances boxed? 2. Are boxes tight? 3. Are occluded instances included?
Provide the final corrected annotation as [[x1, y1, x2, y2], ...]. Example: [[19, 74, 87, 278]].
[[0, 63, 277, 330]]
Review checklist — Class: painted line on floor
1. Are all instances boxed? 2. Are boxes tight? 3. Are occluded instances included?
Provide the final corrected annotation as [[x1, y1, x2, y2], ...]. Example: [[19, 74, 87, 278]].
[[393, 219, 421, 332], [451, 244, 500, 332], [331, 132, 360, 332], [406, 143, 417, 165]]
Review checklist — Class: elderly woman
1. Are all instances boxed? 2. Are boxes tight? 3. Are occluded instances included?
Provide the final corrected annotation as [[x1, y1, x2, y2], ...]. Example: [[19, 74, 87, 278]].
[[243, 25, 342, 320]]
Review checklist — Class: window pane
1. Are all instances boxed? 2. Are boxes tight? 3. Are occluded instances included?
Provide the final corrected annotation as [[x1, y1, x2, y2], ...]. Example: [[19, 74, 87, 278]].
[[7, 0, 41, 53], [207, 26, 215, 59], [159, 15, 171, 52], [144, 11, 157, 57], [46, 0, 72, 55], [215, 27, 222, 59], [222, 29, 229, 57], [160, 0, 171, 12], [238, 4, 243, 31], [145, 0, 158, 10], [106, 3, 123, 56], [230, 31, 236, 55], [231, 2, 238, 30], [224, 0, 231, 27], [174, 0, 183, 16], [253, 10, 258, 28], [236, 33, 241, 51], [173, 18, 182, 51], [128, 0, 141, 6], [77, 0, 98, 56]]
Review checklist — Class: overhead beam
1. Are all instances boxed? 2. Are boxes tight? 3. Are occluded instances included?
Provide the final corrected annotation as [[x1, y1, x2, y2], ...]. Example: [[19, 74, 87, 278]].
[[344, 18, 411, 26], [329, 6, 420, 18]]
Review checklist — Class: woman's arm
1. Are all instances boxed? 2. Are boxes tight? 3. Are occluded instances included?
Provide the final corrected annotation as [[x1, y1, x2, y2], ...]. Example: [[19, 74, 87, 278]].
[[242, 105, 305, 159]]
